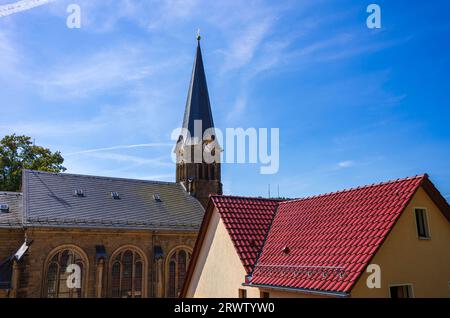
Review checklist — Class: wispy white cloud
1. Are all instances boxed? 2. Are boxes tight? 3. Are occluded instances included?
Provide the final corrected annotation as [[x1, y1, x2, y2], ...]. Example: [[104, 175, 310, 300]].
[[66, 143, 173, 155], [246, 39, 292, 78], [64, 150, 174, 182], [147, 0, 201, 30], [227, 95, 247, 122], [133, 173, 173, 181], [73, 152, 172, 167], [33, 47, 180, 99], [219, 18, 274, 73], [311, 35, 413, 63], [0, 119, 106, 138], [0, 83, 181, 147], [0, 0, 55, 18], [39, 0, 144, 32], [337, 160, 355, 169], [0, 28, 23, 80]]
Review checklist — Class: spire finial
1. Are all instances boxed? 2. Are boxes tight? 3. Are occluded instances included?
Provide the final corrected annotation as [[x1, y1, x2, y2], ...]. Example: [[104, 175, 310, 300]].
[[196, 28, 201, 42]]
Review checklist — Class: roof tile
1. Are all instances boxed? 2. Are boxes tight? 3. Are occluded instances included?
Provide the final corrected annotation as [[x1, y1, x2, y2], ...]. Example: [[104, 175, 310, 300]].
[[211, 196, 280, 274], [250, 175, 425, 293], [22, 170, 204, 231]]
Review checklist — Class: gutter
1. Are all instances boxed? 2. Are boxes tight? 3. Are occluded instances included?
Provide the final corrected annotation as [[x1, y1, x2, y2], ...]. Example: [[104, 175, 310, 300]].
[[20, 223, 200, 232], [242, 283, 349, 298]]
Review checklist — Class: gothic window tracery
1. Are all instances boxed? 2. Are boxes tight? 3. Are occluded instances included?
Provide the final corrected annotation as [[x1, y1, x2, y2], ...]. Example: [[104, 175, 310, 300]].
[[166, 249, 192, 297], [45, 247, 86, 298], [110, 248, 146, 298]]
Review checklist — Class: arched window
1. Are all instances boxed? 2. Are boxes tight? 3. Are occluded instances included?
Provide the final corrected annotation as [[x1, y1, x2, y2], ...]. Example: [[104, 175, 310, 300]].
[[198, 163, 203, 179], [202, 164, 209, 180], [166, 249, 191, 297], [110, 248, 146, 298], [45, 248, 87, 298], [210, 164, 215, 180]]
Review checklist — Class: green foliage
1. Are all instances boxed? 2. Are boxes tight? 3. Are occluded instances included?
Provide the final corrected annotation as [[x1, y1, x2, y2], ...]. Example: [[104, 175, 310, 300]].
[[0, 134, 66, 192]]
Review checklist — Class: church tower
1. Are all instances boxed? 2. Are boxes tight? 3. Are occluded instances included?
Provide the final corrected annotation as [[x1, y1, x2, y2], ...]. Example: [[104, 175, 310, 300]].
[[175, 33, 222, 208]]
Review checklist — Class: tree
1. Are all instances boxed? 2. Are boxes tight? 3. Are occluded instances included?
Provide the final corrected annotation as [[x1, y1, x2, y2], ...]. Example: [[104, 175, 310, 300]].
[[0, 134, 66, 192]]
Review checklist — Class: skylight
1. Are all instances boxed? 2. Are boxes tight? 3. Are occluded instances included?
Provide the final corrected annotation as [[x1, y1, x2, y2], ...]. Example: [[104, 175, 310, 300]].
[[74, 189, 84, 197], [111, 192, 120, 200], [0, 203, 10, 213]]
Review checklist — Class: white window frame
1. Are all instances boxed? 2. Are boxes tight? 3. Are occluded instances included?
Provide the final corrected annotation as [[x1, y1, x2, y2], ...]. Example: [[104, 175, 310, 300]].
[[414, 207, 431, 240], [388, 283, 415, 298]]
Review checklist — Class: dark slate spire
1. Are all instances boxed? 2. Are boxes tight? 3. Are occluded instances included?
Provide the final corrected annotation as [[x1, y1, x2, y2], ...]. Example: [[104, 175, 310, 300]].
[[182, 34, 214, 139]]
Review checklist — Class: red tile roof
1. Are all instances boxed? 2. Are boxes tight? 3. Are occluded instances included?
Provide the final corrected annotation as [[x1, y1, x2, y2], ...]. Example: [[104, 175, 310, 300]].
[[211, 196, 280, 274], [249, 175, 427, 294], [181, 174, 450, 298]]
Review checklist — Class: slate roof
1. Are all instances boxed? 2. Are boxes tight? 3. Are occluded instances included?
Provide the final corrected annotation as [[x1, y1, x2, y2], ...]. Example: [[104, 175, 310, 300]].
[[0, 192, 23, 229], [211, 196, 280, 273], [182, 40, 215, 138], [22, 170, 204, 231], [249, 175, 436, 294]]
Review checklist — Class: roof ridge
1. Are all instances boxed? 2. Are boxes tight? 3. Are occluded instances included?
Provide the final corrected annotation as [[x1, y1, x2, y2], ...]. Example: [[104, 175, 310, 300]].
[[279, 174, 427, 205], [24, 169, 178, 186], [210, 194, 285, 202], [0, 191, 23, 196]]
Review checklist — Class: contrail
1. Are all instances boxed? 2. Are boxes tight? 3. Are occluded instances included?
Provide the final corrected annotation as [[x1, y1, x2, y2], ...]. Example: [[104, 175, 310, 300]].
[[0, 0, 56, 18], [66, 143, 174, 156]]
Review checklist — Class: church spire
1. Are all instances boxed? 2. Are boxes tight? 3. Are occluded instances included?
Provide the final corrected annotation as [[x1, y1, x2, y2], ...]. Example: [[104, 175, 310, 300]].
[[182, 32, 214, 140], [175, 33, 222, 208]]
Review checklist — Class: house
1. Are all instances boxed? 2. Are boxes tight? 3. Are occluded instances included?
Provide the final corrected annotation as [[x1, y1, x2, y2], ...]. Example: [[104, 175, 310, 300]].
[[182, 174, 450, 298], [0, 37, 222, 298]]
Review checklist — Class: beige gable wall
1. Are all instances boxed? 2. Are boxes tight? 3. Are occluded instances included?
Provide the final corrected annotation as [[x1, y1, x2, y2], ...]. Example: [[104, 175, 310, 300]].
[[186, 208, 259, 298], [351, 186, 450, 297]]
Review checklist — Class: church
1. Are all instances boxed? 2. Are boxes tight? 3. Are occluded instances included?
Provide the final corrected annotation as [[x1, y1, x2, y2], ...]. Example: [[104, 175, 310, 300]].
[[0, 37, 221, 298]]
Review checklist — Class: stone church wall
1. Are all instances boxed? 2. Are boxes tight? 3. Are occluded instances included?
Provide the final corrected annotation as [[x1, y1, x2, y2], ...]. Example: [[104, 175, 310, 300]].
[[1, 227, 197, 298]]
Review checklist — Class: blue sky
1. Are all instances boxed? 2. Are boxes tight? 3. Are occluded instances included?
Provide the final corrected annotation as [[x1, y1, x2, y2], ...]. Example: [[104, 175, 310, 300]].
[[1, 0, 449, 199]]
